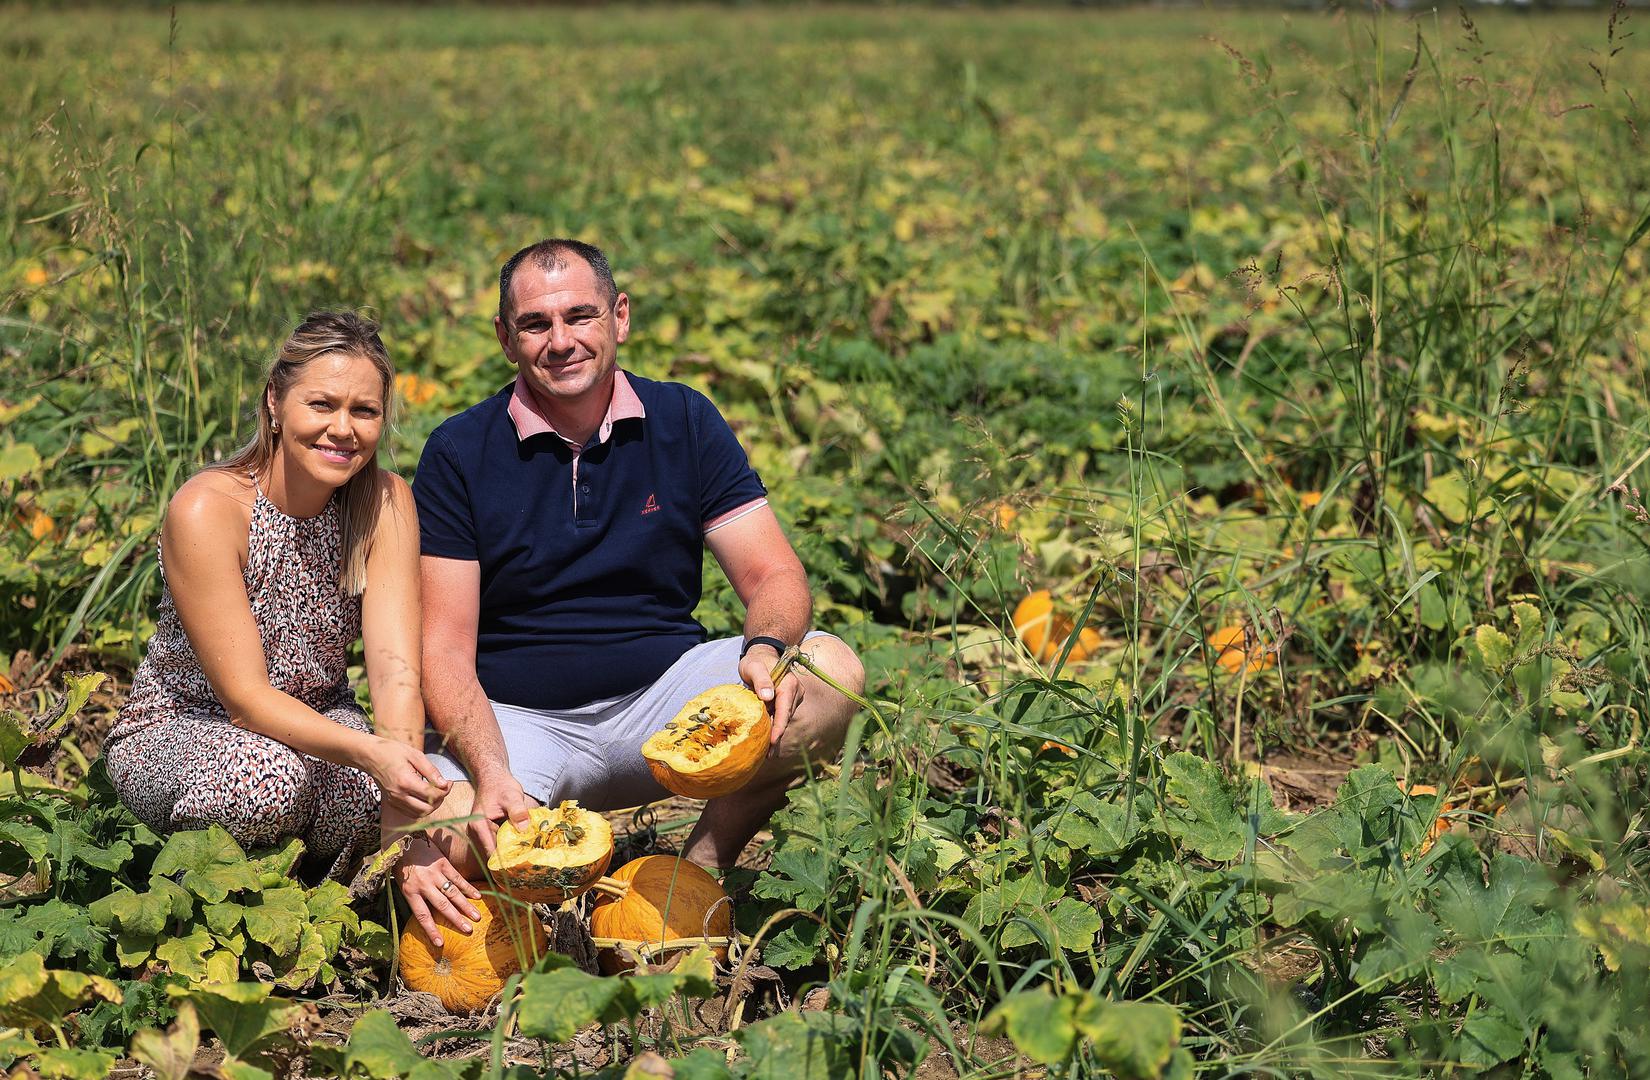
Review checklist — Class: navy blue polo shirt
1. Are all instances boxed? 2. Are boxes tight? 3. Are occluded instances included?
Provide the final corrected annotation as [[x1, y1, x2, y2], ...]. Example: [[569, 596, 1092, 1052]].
[[412, 371, 767, 710]]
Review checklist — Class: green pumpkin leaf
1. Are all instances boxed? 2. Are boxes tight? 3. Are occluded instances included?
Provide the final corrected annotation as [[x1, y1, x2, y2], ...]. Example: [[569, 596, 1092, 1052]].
[[243, 887, 308, 957], [1474, 625, 1514, 672], [116, 931, 159, 968], [130, 998, 201, 1080], [1457, 1008, 1527, 1068], [274, 924, 329, 990], [342, 1008, 468, 1079], [247, 837, 305, 880], [155, 927, 216, 982], [517, 967, 628, 1041], [31, 1046, 119, 1080], [733, 1011, 871, 1078], [90, 886, 178, 938], [217, 1056, 275, 1080], [354, 920, 394, 962], [1423, 471, 1473, 524], [0, 442, 43, 484], [170, 982, 300, 1060], [1073, 999, 1183, 1080], [981, 988, 1077, 1065], [0, 953, 123, 1030], [1160, 752, 1248, 861], [668, 1047, 735, 1080], [153, 828, 263, 902], [1052, 791, 1138, 856]]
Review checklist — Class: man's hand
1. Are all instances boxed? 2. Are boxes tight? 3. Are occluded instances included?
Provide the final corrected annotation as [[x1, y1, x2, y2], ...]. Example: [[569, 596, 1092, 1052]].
[[739, 646, 802, 747], [467, 772, 538, 861], [395, 837, 483, 949]]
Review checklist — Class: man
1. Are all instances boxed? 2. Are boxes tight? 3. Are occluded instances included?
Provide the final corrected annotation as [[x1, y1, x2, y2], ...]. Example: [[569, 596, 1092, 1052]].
[[395, 239, 863, 943]]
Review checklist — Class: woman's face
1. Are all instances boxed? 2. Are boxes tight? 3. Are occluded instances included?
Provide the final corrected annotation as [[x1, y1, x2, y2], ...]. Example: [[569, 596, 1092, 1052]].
[[269, 352, 386, 489]]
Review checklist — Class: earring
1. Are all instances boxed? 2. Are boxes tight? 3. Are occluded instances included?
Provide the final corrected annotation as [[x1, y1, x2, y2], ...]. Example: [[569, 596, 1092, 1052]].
[[271, 421, 281, 433]]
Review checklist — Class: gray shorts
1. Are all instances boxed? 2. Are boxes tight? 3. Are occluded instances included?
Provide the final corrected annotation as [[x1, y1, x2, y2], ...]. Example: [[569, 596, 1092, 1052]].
[[427, 633, 833, 809]]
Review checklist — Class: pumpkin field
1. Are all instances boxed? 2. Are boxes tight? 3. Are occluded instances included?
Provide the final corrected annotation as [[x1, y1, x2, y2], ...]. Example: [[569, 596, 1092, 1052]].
[[5, 3, 1650, 1076]]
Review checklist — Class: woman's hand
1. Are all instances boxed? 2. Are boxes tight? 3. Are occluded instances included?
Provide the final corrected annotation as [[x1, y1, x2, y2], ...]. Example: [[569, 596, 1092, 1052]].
[[395, 837, 482, 949], [361, 736, 451, 819]]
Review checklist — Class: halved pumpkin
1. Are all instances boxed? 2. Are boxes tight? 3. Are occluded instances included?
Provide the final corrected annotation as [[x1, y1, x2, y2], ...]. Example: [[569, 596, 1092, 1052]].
[[398, 894, 545, 1014], [642, 684, 770, 799], [588, 855, 733, 974], [486, 801, 614, 905]]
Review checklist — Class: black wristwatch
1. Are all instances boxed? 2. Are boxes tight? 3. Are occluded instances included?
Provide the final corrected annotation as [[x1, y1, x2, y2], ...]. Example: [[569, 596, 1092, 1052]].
[[740, 635, 790, 659]]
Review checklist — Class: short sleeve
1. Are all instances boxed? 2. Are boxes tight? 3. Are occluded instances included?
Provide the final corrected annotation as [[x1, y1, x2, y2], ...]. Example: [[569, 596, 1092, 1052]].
[[689, 390, 767, 526], [412, 429, 478, 560]]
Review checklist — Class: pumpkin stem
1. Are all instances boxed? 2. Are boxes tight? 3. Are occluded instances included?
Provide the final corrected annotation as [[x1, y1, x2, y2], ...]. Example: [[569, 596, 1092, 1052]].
[[787, 648, 887, 728], [588, 876, 631, 900]]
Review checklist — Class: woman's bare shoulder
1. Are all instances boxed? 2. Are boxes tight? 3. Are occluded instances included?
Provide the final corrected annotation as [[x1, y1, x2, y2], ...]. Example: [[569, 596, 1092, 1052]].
[[166, 469, 256, 535]]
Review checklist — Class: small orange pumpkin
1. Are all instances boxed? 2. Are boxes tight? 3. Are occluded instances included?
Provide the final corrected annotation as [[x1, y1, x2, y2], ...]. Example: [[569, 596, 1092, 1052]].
[[398, 895, 546, 1014], [642, 685, 770, 799], [1208, 624, 1276, 675], [486, 801, 614, 904], [1012, 590, 1102, 663], [588, 856, 733, 974]]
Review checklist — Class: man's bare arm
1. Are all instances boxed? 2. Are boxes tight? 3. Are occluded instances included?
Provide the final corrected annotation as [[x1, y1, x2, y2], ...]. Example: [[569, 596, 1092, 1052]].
[[705, 505, 813, 740], [420, 555, 535, 856]]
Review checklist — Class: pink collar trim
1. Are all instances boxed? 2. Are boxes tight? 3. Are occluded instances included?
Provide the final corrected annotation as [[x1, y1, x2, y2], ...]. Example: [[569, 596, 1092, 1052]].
[[507, 369, 646, 446]]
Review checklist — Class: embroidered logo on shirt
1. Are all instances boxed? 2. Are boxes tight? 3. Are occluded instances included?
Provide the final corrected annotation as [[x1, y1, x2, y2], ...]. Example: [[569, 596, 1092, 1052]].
[[641, 493, 661, 516]]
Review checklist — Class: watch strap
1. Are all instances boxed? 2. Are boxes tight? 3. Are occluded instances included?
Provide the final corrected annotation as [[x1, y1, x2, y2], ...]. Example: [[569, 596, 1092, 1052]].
[[739, 635, 790, 659]]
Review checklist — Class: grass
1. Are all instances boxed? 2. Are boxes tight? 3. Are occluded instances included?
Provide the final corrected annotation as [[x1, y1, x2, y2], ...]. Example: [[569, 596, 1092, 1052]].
[[3, 3, 1650, 1076]]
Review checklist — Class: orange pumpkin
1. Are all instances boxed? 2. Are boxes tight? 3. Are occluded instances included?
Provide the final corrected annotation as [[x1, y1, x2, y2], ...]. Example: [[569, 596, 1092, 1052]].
[[398, 895, 546, 1014], [642, 684, 770, 799], [1012, 590, 1102, 663], [588, 856, 733, 974], [1208, 624, 1276, 674], [486, 801, 614, 904]]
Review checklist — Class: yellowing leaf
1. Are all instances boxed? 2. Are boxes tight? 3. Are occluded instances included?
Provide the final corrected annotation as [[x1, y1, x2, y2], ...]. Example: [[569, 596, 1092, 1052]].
[[0, 442, 43, 484]]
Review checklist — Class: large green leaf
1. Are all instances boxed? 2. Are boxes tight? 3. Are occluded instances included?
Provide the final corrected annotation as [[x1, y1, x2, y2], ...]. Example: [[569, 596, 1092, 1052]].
[[734, 1011, 872, 1080], [0, 952, 123, 1030], [1051, 791, 1139, 857], [153, 828, 263, 902], [155, 928, 217, 982], [1075, 999, 1184, 1080], [243, 887, 308, 957], [1160, 752, 1247, 861], [516, 967, 628, 1042], [130, 999, 202, 1080], [342, 1009, 468, 1080], [981, 989, 1079, 1065], [170, 982, 300, 1061], [30, 1046, 119, 1080]]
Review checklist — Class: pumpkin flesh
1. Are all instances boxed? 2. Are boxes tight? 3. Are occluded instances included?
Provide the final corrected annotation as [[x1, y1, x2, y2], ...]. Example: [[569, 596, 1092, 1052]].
[[589, 855, 732, 974], [398, 895, 546, 1014], [642, 684, 770, 799], [487, 801, 613, 904]]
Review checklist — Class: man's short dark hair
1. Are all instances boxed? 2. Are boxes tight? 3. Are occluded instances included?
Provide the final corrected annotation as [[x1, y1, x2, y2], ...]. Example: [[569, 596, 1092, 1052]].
[[497, 239, 619, 322]]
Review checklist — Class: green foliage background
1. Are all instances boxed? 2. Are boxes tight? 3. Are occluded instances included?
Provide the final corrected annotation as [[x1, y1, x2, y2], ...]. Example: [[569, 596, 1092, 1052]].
[[3, 4, 1650, 1076]]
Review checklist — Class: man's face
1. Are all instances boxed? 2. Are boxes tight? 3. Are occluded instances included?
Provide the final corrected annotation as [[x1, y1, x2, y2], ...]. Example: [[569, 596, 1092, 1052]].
[[495, 257, 630, 410]]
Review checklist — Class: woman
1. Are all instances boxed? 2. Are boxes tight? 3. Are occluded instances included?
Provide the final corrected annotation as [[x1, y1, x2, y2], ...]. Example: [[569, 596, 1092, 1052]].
[[105, 312, 476, 916]]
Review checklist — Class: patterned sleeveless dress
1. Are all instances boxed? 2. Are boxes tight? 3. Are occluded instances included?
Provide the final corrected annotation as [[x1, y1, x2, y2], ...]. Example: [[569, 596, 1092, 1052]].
[[103, 485, 381, 881]]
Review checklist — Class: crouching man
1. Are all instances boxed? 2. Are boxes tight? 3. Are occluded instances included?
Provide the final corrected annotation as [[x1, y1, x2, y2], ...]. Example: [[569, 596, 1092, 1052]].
[[395, 238, 862, 941]]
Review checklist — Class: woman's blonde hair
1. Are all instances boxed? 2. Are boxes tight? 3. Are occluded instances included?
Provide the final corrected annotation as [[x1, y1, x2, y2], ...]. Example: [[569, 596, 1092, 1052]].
[[215, 311, 394, 595]]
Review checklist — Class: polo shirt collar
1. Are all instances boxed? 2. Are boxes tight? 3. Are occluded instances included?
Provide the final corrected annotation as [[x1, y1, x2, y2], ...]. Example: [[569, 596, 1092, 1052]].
[[507, 368, 646, 447]]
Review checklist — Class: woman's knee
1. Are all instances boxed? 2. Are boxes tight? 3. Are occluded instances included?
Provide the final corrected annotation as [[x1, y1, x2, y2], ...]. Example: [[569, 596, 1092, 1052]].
[[172, 745, 313, 843]]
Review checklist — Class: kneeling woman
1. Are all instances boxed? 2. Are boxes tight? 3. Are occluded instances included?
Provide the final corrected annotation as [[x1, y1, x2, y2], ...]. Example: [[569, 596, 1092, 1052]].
[[105, 312, 453, 882]]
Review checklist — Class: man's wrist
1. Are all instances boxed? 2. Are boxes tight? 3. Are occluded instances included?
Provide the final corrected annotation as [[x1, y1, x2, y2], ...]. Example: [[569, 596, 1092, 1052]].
[[740, 635, 790, 659]]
